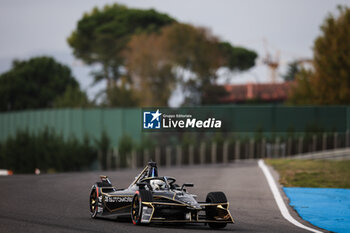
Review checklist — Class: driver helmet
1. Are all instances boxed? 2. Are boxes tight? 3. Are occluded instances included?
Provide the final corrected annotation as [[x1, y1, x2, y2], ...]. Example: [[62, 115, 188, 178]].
[[150, 179, 166, 190]]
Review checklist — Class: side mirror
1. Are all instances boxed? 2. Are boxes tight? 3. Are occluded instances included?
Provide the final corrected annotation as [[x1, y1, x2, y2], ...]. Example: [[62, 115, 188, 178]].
[[181, 183, 194, 191]]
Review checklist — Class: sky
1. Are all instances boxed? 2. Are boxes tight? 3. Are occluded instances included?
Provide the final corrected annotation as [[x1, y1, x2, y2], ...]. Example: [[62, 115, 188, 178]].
[[0, 0, 349, 105]]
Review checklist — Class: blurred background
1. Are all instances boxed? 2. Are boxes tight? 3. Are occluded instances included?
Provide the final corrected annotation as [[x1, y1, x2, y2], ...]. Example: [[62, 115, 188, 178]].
[[0, 0, 350, 173]]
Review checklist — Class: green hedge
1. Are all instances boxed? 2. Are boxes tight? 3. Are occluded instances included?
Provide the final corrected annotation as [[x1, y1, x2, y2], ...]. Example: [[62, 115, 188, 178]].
[[0, 129, 97, 173]]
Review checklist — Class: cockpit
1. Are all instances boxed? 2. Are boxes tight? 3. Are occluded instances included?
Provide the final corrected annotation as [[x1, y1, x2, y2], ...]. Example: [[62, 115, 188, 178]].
[[129, 161, 182, 191], [140, 176, 177, 191], [150, 179, 166, 191]]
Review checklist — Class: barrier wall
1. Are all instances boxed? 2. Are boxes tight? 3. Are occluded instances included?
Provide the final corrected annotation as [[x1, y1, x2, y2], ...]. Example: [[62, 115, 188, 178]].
[[0, 108, 141, 147], [0, 106, 349, 148]]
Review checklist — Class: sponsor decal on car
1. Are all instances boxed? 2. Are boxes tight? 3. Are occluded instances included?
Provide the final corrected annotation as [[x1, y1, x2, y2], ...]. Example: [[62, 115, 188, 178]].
[[106, 196, 133, 203]]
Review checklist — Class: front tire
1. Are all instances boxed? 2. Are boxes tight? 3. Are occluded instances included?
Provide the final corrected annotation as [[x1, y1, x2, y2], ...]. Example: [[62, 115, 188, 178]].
[[89, 186, 98, 218], [131, 190, 152, 225], [206, 192, 228, 229]]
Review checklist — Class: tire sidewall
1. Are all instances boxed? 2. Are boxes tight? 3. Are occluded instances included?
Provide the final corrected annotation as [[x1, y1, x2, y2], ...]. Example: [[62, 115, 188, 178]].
[[131, 191, 143, 225], [206, 192, 228, 229], [90, 186, 98, 218]]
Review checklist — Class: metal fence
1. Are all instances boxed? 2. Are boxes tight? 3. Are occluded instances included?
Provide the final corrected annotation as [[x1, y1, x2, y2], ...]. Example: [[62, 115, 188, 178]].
[[0, 108, 142, 147], [0, 106, 349, 149]]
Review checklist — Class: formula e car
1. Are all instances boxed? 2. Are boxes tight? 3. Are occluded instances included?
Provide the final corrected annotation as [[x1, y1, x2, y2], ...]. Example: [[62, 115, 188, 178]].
[[89, 161, 234, 228]]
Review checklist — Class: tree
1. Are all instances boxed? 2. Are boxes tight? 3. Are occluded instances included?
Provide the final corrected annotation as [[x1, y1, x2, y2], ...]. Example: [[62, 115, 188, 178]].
[[169, 24, 222, 105], [218, 42, 257, 71], [289, 6, 350, 104], [201, 85, 229, 105], [125, 23, 257, 106], [103, 77, 139, 107], [0, 56, 79, 111], [283, 61, 300, 81], [53, 85, 92, 108], [67, 3, 175, 88], [125, 31, 176, 106], [69, 4, 257, 106], [287, 69, 315, 104]]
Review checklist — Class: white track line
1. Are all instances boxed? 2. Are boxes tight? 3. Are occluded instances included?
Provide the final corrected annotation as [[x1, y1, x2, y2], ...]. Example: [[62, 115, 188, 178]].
[[258, 159, 323, 233]]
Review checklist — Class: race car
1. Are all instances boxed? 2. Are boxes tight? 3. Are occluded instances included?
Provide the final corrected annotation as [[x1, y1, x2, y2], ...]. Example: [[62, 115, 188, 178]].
[[89, 161, 234, 228]]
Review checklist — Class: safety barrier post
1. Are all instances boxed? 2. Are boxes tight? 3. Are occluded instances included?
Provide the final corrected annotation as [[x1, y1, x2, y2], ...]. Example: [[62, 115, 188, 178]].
[[211, 142, 217, 164], [261, 138, 266, 158], [334, 132, 338, 149], [275, 137, 280, 158], [322, 133, 327, 151], [223, 140, 229, 164], [287, 137, 292, 156], [235, 140, 240, 160], [189, 145, 194, 165], [155, 146, 161, 166], [176, 145, 182, 166], [249, 139, 255, 159], [166, 146, 171, 167], [312, 135, 317, 152], [200, 142, 206, 164], [298, 137, 303, 154], [244, 143, 249, 159]]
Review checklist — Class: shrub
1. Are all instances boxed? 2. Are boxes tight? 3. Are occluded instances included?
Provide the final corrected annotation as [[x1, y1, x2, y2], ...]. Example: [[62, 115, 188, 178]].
[[0, 128, 97, 173]]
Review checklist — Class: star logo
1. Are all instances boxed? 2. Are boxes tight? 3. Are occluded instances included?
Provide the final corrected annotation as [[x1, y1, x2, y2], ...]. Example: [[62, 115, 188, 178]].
[[143, 109, 162, 129], [150, 109, 162, 122]]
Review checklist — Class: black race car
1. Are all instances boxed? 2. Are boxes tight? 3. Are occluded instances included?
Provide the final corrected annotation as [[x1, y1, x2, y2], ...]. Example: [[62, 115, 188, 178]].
[[89, 161, 234, 228]]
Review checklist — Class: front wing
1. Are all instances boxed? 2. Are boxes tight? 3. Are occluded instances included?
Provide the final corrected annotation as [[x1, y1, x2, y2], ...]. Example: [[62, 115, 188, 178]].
[[140, 201, 234, 224]]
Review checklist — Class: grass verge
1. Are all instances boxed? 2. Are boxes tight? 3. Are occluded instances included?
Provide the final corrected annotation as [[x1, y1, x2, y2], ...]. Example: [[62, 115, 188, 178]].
[[265, 159, 350, 188]]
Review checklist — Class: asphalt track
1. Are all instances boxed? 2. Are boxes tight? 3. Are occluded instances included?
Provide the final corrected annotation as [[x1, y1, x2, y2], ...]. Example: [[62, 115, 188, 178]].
[[0, 160, 327, 233]]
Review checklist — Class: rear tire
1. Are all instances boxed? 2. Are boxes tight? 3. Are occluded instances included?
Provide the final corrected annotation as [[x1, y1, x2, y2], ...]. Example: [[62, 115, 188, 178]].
[[131, 190, 152, 225], [89, 186, 98, 218], [206, 192, 228, 229]]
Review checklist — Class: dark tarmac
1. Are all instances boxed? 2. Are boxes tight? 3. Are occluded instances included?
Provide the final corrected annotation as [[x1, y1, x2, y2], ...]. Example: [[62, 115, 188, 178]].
[[0, 160, 326, 233]]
